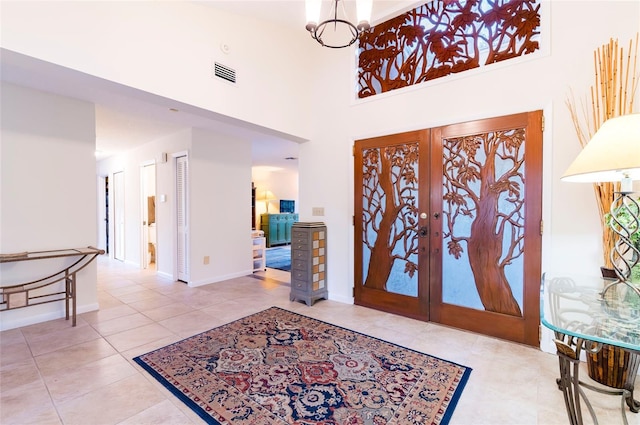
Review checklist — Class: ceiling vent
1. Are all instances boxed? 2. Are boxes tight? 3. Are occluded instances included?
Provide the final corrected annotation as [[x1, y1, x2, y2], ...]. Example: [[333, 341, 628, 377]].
[[214, 62, 236, 84]]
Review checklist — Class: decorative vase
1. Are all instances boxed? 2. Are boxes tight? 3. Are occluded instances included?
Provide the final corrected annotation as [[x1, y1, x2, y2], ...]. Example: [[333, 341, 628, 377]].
[[586, 345, 635, 389]]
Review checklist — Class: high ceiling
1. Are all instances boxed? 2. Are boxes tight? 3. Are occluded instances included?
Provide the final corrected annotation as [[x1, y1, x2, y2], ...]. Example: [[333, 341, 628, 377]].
[[1, 1, 419, 170]]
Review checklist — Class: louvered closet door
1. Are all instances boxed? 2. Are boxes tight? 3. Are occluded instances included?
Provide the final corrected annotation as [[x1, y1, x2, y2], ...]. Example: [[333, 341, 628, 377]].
[[176, 155, 189, 282]]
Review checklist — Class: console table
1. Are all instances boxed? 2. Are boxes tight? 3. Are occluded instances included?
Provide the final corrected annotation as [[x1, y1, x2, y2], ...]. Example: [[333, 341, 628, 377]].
[[0, 246, 104, 326], [540, 274, 640, 425]]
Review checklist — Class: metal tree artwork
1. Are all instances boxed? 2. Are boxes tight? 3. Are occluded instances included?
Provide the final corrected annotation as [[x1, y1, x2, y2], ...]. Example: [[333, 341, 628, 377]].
[[443, 128, 525, 317], [362, 144, 419, 290], [358, 0, 540, 98]]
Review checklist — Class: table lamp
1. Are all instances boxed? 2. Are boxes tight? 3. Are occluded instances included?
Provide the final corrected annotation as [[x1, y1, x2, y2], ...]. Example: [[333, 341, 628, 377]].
[[258, 190, 276, 213], [562, 113, 640, 295]]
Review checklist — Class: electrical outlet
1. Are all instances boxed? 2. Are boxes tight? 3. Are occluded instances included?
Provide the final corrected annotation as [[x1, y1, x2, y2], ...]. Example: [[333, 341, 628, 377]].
[[312, 207, 324, 216], [203, 256, 210, 265]]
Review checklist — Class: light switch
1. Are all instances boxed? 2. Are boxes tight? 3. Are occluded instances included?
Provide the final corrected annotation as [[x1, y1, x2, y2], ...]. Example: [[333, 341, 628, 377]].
[[312, 207, 324, 216]]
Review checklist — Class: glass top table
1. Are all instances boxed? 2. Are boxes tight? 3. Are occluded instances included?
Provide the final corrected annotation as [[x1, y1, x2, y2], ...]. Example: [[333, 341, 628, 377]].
[[541, 273, 640, 352], [540, 273, 640, 425]]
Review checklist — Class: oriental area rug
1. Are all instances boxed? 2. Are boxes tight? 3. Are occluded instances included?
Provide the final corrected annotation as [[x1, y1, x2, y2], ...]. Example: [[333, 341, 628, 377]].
[[133, 307, 471, 424]]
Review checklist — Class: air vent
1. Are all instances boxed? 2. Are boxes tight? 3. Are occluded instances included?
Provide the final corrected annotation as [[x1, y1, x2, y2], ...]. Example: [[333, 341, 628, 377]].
[[214, 62, 236, 84]]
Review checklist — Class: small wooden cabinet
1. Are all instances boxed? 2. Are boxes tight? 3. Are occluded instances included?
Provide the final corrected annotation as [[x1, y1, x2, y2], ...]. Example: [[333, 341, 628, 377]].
[[261, 213, 299, 247], [290, 222, 327, 306]]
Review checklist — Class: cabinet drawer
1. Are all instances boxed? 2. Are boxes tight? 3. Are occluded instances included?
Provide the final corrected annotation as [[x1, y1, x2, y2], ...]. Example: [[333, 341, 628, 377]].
[[291, 279, 306, 290], [292, 259, 308, 272], [292, 249, 308, 260], [292, 270, 307, 281], [292, 231, 308, 244]]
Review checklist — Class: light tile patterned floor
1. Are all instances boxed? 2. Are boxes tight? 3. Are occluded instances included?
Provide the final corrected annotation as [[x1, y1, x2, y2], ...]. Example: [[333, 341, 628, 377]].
[[1, 256, 637, 424]]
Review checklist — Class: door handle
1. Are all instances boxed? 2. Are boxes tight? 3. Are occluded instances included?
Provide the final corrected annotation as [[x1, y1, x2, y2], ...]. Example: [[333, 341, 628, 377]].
[[418, 226, 428, 237]]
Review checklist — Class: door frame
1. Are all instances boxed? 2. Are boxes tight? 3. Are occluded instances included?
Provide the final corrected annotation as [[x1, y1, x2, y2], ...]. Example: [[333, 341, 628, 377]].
[[113, 170, 125, 262], [140, 160, 156, 270]]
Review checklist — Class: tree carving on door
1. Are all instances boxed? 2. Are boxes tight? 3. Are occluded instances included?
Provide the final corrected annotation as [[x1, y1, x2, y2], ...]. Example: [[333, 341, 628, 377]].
[[362, 143, 419, 295], [442, 128, 525, 317]]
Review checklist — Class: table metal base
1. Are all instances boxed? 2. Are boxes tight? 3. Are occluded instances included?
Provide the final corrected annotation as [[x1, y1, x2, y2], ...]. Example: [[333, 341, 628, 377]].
[[554, 333, 639, 425]]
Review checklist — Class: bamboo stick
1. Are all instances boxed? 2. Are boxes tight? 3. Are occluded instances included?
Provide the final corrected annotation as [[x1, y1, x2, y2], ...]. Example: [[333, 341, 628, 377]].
[[566, 34, 638, 268]]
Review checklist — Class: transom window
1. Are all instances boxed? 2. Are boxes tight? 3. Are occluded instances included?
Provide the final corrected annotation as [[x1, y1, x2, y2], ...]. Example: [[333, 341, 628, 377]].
[[357, 0, 541, 98]]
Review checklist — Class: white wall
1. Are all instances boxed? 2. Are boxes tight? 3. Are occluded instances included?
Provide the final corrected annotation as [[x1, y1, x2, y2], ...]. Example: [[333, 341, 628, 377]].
[[0, 0, 313, 141], [299, 1, 640, 350], [97, 127, 253, 286], [0, 82, 97, 330], [189, 128, 253, 286]]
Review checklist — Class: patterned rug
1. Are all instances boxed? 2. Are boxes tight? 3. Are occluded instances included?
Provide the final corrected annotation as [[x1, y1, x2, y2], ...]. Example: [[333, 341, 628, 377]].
[[265, 247, 291, 271], [134, 307, 471, 424]]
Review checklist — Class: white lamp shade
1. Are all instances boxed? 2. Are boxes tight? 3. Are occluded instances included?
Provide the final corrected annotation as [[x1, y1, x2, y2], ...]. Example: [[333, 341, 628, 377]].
[[357, 0, 373, 27], [562, 113, 640, 184], [305, 0, 322, 25], [257, 190, 276, 201]]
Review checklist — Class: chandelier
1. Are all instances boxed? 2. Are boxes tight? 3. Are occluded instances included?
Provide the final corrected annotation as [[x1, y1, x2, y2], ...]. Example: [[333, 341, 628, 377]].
[[305, 0, 372, 49]]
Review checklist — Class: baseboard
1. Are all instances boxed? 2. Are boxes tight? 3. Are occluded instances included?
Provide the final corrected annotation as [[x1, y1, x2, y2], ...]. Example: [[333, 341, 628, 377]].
[[328, 293, 354, 305], [0, 302, 99, 331], [188, 270, 254, 288], [156, 271, 173, 280]]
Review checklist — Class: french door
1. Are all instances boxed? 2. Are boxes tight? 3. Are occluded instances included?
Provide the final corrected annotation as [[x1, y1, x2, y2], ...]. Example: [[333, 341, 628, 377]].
[[354, 130, 431, 321], [354, 111, 543, 346]]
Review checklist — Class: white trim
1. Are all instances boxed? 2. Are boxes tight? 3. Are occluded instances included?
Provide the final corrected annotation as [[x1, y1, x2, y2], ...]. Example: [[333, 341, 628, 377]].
[[156, 270, 174, 281], [188, 270, 253, 287], [0, 302, 99, 331], [172, 150, 189, 158], [328, 293, 354, 305]]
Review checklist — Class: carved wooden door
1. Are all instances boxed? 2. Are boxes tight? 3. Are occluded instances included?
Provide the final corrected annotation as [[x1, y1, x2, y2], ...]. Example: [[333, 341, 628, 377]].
[[354, 130, 431, 321], [354, 112, 543, 346]]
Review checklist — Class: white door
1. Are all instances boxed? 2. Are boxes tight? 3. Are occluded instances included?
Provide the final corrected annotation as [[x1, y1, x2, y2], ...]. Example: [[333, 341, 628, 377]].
[[113, 171, 125, 261], [176, 156, 189, 282], [97, 176, 107, 253]]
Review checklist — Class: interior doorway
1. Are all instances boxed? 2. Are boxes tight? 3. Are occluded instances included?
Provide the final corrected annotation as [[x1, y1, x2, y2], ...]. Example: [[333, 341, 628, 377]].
[[113, 171, 125, 261], [141, 162, 157, 270], [97, 175, 109, 254]]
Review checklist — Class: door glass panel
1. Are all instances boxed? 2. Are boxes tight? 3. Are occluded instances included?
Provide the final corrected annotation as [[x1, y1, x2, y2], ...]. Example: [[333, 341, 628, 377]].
[[441, 128, 525, 316], [361, 144, 419, 296]]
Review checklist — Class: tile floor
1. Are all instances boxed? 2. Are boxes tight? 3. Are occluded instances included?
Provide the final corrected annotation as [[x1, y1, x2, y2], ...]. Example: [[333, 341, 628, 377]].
[[1, 256, 637, 424]]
